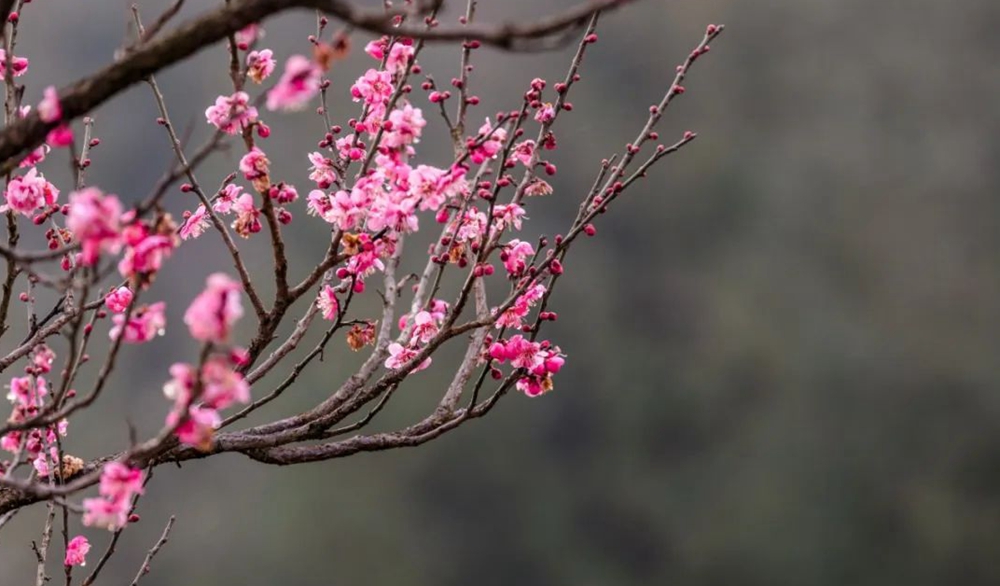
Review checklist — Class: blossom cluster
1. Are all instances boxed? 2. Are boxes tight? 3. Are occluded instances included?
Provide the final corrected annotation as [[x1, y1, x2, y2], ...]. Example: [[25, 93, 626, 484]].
[[1, 345, 68, 477], [164, 273, 250, 450], [82, 462, 144, 531]]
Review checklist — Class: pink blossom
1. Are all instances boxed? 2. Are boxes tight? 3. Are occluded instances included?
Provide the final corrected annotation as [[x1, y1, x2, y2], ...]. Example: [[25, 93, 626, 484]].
[[334, 134, 365, 161], [266, 55, 321, 111], [20, 143, 49, 168], [492, 203, 526, 232], [535, 102, 556, 123], [385, 42, 415, 75], [231, 192, 261, 237], [66, 187, 123, 266], [501, 239, 534, 276], [200, 356, 250, 410], [235, 23, 262, 50], [307, 152, 338, 189], [239, 147, 270, 190], [429, 299, 449, 322], [99, 462, 145, 501], [184, 273, 243, 343], [170, 404, 220, 451], [494, 283, 546, 329], [32, 345, 56, 374], [246, 49, 276, 83], [350, 69, 393, 108], [385, 342, 431, 372], [117, 226, 174, 280], [205, 91, 258, 135], [456, 209, 488, 243], [109, 302, 166, 344], [409, 311, 438, 344], [0, 49, 28, 79], [384, 104, 426, 148], [180, 204, 210, 240], [524, 179, 553, 197], [318, 284, 339, 321], [3, 167, 59, 217], [470, 119, 507, 164], [269, 182, 298, 204], [46, 124, 74, 148], [213, 184, 242, 214], [6, 375, 45, 406], [513, 140, 536, 166], [489, 335, 565, 397], [65, 536, 90, 567], [162, 362, 196, 405], [104, 287, 133, 313], [364, 38, 387, 60], [82, 497, 129, 531], [38, 86, 62, 123]]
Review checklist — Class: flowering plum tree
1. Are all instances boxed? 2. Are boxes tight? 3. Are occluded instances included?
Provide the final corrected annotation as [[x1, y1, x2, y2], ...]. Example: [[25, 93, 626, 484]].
[[0, 0, 723, 581]]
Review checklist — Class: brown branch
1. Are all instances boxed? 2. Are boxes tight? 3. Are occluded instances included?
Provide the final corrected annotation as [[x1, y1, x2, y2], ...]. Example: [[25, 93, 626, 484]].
[[130, 516, 176, 586]]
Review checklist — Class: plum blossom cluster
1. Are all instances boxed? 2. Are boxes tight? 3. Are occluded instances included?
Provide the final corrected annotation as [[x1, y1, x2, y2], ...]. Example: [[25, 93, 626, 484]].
[[1, 345, 69, 478], [0, 5, 722, 581], [489, 335, 565, 397], [164, 273, 250, 450], [82, 462, 144, 531]]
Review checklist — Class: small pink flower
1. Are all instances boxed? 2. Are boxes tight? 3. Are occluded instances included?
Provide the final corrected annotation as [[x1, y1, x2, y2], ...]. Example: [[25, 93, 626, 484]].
[[492, 203, 526, 232], [246, 49, 276, 83], [104, 287, 133, 313], [385, 42, 415, 75], [350, 69, 393, 108], [99, 462, 144, 502], [534, 102, 556, 124], [0, 49, 28, 80], [162, 362, 196, 405], [66, 187, 123, 266], [266, 55, 321, 111], [501, 239, 534, 276], [307, 152, 338, 189], [409, 311, 439, 344], [470, 119, 507, 164], [184, 273, 243, 343], [317, 284, 339, 321], [231, 193, 261, 237], [32, 345, 56, 374], [494, 283, 546, 329], [6, 375, 45, 406], [235, 23, 262, 50], [205, 91, 258, 135], [239, 147, 270, 191], [46, 124, 74, 148], [37, 86, 61, 123], [170, 404, 220, 451], [109, 302, 166, 344], [384, 104, 426, 148], [365, 39, 386, 60], [3, 167, 59, 217], [82, 497, 129, 531], [213, 184, 242, 214], [180, 204, 210, 240], [200, 356, 250, 410], [117, 229, 174, 280], [385, 342, 431, 372], [513, 140, 536, 166], [65, 536, 90, 567]]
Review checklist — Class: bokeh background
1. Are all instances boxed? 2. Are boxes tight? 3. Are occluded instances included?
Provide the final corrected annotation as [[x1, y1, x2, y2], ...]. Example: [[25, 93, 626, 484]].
[[4, 0, 1000, 584]]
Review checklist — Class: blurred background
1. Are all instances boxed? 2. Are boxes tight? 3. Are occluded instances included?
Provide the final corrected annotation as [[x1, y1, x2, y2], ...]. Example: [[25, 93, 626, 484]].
[[4, 0, 1000, 584]]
